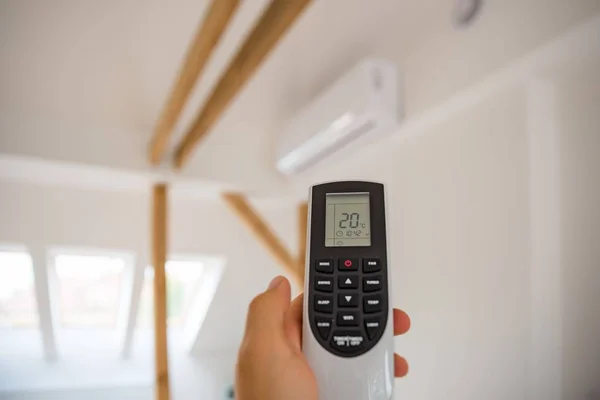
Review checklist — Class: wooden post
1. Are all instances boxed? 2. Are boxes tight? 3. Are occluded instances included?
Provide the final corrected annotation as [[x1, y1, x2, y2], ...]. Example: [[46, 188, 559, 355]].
[[297, 202, 308, 285], [222, 193, 301, 286], [152, 184, 170, 400]]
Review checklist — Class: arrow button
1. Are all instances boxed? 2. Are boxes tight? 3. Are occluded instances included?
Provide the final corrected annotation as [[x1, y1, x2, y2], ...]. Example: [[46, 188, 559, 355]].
[[338, 292, 359, 308], [338, 275, 358, 289]]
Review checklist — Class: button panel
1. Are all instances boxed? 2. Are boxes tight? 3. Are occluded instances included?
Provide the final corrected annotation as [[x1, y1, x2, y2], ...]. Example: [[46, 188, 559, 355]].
[[338, 258, 359, 271], [315, 259, 334, 273], [363, 276, 382, 292], [337, 311, 359, 327], [338, 275, 358, 289], [363, 258, 381, 273], [338, 293, 359, 307], [315, 276, 334, 292], [330, 330, 365, 353], [310, 256, 387, 357], [315, 317, 332, 340], [363, 294, 383, 313], [364, 317, 382, 340], [314, 294, 333, 313]]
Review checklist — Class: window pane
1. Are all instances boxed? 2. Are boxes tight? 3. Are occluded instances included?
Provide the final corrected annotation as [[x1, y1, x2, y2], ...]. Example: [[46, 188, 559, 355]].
[[54, 254, 125, 327], [0, 252, 37, 328], [137, 260, 204, 327]]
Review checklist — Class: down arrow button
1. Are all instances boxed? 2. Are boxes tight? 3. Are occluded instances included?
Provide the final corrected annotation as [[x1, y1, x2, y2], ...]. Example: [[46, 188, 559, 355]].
[[338, 293, 359, 307]]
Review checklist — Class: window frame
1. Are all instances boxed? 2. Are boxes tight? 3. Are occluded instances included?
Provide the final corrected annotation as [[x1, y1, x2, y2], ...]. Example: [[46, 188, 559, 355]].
[[47, 247, 135, 330], [0, 244, 38, 329], [0, 244, 225, 362]]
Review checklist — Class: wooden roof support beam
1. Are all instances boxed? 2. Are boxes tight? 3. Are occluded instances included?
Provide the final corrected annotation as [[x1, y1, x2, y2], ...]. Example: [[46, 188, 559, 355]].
[[297, 202, 308, 285], [149, 0, 241, 165], [174, 0, 312, 168], [222, 193, 301, 286], [152, 184, 170, 400]]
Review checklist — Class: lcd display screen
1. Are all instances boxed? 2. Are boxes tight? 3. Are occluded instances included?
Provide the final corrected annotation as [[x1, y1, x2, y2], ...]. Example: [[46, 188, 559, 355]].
[[325, 193, 371, 247]]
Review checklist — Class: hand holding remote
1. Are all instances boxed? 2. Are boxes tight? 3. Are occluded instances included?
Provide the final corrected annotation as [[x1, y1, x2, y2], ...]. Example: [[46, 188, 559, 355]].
[[235, 276, 410, 400]]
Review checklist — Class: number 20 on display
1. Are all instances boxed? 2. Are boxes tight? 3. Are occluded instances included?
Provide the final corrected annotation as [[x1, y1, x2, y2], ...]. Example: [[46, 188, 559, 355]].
[[339, 213, 360, 229]]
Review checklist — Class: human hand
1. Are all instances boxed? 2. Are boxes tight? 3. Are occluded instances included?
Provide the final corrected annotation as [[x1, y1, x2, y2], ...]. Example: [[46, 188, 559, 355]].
[[235, 276, 410, 400]]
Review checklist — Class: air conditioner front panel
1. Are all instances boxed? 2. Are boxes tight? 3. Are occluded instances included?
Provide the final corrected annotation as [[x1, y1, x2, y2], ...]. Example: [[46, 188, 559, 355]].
[[276, 58, 399, 175]]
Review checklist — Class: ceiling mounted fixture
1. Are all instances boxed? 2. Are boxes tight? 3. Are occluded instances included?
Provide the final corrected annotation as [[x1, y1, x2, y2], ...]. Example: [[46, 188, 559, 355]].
[[453, 0, 483, 28], [276, 58, 399, 175]]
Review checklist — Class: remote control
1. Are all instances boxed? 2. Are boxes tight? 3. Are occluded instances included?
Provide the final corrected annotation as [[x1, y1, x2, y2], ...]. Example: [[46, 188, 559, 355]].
[[302, 181, 394, 400]]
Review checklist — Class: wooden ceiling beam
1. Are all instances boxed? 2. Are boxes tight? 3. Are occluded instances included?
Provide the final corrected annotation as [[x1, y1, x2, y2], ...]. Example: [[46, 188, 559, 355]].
[[174, 0, 312, 169], [222, 193, 301, 285], [149, 0, 241, 165], [152, 184, 170, 400], [297, 202, 308, 284]]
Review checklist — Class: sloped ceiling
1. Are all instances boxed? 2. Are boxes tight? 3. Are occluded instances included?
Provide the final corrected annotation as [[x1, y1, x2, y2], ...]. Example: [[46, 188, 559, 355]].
[[0, 0, 598, 197]]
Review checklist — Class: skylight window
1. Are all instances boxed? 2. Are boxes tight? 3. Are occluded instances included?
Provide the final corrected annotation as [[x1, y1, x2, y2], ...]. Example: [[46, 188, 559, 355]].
[[54, 254, 126, 327], [0, 251, 37, 328], [137, 259, 204, 326]]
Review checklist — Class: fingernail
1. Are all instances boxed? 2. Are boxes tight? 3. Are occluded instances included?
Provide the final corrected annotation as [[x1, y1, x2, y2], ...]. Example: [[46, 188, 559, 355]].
[[268, 276, 285, 290]]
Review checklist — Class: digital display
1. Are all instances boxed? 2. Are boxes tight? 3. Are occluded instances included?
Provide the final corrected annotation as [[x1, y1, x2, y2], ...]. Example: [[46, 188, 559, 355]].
[[325, 193, 371, 247]]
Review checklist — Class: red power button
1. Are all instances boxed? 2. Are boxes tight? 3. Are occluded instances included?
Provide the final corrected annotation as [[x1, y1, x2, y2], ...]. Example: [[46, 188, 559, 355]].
[[338, 258, 358, 271]]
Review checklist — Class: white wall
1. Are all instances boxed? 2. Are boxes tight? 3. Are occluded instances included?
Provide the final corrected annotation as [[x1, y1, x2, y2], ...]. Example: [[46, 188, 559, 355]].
[[387, 88, 531, 400], [559, 68, 600, 400]]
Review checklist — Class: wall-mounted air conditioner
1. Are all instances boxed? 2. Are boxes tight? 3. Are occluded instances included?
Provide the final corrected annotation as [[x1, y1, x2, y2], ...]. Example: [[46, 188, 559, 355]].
[[276, 58, 400, 175]]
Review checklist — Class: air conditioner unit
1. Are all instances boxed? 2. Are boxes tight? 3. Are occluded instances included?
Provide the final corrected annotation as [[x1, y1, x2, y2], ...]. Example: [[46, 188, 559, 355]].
[[276, 58, 399, 175]]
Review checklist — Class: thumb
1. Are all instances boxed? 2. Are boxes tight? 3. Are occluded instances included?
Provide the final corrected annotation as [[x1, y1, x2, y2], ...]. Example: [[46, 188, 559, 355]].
[[244, 276, 292, 337]]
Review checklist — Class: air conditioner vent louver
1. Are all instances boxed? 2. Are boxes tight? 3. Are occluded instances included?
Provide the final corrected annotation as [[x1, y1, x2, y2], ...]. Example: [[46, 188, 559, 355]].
[[292, 119, 377, 174]]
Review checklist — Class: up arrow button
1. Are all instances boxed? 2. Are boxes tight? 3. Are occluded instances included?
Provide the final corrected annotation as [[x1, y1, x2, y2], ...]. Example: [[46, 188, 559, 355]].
[[338, 275, 358, 289]]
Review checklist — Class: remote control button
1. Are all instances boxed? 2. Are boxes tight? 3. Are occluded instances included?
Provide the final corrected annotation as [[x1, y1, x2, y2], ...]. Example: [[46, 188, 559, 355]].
[[338, 275, 358, 289], [338, 293, 359, 308], [314, 276, 333, 292], [315, 259, 334, 273], [363, 258, 381, 273], [315, 317, 332, 340], [314, 295, 333, 313], [330, 330, 365, 353], [363, 276, 383, 292], [364, 317, 382, 340], [338, 258, 359, 271], [363, 294, 383, 313], [337, 311, 359, 327]]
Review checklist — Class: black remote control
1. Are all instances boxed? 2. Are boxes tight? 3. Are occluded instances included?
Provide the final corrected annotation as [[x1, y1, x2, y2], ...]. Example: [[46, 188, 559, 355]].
[[302, 181, 394, 399]]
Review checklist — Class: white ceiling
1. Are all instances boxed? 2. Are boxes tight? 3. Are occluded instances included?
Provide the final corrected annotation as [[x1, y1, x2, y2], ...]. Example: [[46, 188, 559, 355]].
[[0, 0, 599, 197]]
